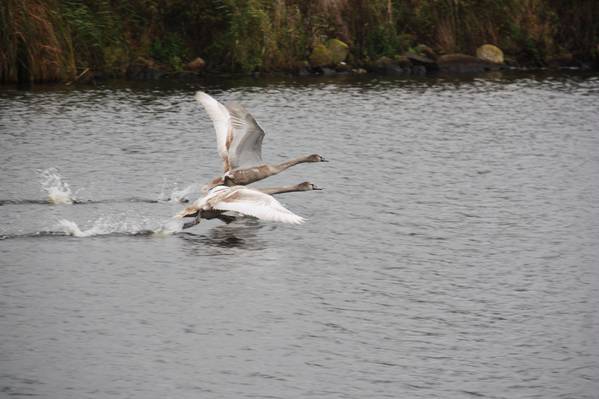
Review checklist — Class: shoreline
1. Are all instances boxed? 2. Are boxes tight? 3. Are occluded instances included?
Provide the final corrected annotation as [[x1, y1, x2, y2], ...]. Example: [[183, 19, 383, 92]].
[[2, 65, 597, 90]]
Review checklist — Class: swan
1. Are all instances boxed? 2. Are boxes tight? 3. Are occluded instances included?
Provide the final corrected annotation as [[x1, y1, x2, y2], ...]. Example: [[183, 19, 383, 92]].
[[196, 91, 327, 190], [176, 185, 305, 228]]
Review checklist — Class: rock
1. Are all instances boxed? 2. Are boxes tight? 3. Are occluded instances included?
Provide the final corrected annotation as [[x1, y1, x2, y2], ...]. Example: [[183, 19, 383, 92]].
[[126, 57, 166, 80], [320, 67, 337, 76], [326, 38, 349, 64], [297, 67, 311, 77], [352, 68, 367, 74], [546, 53, 575, 68], [385, 65, 406, 75], [393, 55, 412, 67], [372, 56, 394, 72], [405, 52, 435, 65], [438, 53, 499, 73], [309, 44, 333, 67], [335, 61, 350, 72], [185, 57, 206, 71], [415, 44, 437, 60], [411, 65, 427, 75], [476, 44, 504, 64]]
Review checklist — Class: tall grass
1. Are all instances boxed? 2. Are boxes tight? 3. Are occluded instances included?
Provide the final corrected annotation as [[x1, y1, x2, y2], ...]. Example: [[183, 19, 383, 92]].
[[1, 0, 597, 83], [1, 0, 75, 83]]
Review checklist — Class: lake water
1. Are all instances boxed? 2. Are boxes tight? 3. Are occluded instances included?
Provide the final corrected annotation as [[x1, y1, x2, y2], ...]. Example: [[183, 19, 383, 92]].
[[1, 72, 598, 398]]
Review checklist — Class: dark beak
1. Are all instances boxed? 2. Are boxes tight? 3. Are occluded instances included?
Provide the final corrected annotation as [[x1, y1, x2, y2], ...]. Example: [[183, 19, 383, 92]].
[[320, 156, 329, 162]]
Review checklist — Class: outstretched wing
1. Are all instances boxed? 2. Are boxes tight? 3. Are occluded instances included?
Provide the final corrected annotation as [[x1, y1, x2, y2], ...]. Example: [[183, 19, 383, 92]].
[[225, 102, 265, 169], [211, 187, 304, 224], [195, 91, 231, 168]]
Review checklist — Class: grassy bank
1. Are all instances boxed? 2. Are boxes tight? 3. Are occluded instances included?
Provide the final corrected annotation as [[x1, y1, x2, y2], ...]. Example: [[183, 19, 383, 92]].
[[2, 0, 598, 83]]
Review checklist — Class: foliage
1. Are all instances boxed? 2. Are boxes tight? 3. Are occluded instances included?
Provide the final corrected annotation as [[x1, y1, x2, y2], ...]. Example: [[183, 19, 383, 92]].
[[1, 0, 598, 82]]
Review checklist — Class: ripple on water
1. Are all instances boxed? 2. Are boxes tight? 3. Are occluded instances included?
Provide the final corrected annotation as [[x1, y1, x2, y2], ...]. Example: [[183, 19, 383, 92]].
[[0, 72, 598, 399]]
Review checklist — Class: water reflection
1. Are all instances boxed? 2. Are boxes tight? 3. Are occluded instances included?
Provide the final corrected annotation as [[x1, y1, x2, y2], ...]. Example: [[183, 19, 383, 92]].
[[179, 219, 267, 254]]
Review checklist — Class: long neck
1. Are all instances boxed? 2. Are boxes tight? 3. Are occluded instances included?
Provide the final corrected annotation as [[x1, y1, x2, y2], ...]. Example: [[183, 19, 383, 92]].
[[259, 183, 306, 195], [272, 155, 311, 173]]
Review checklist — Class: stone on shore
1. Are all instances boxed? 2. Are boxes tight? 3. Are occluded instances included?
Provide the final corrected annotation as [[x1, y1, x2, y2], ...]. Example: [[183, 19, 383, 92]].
[[476, 44, 504, 64], [309, 44, 333, 67], [185, 57, 206, 71], [438, 53, 499, 73], [326, 39, 349, 64]]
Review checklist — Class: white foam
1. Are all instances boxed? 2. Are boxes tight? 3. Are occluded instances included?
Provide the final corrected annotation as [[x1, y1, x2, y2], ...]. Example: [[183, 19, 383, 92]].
[[168, 183, 198, 203], [57, 217, 184, 238], [57, 217, 144, 237], [40, 168, 76, 204], [152, 218, 185, 237]]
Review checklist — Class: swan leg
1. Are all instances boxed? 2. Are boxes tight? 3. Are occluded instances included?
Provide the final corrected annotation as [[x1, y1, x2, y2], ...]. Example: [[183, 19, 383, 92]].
[[182, 216, 202, 230], [216, 214, 237, 224]]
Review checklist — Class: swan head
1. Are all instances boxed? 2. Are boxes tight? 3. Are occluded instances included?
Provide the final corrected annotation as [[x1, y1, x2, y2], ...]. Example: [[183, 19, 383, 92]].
[[307, 154, 328, 162], [298, 181, 323, 191]]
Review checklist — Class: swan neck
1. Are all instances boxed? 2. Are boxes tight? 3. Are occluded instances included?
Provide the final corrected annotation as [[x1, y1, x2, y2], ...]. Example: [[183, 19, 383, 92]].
[[274, 155, 309, 172]]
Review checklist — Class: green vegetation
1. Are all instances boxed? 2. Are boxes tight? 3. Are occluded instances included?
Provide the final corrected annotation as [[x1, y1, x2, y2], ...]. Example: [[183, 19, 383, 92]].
[[1, 0, 598, 82]]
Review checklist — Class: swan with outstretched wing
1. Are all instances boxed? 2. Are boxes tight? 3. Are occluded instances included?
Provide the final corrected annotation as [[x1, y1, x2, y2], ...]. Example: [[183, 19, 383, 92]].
[[196, 92, 327, 190], [176, 185, 305, 227]]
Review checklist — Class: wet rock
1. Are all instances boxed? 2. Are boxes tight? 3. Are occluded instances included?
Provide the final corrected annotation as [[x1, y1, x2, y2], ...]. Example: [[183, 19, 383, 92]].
[[415, 44, 437, 60], [405, 52, 435, 65], [126, 57, 166, 80], [411, 65, 427, 75], [437, 53, 499, 73], [546, 53, 576, 68], [326, 38, 349, 64], [297, 67, 311, 77], [309, 43, 333, 67], [335, 61, 351, 72], [320, 67, 337, 76], [404, 52, 437, 72], [185, 57, 206, 71], [476, 44, 504, 64], [352, 68, 367, 74], [393, 55, 412, 67]]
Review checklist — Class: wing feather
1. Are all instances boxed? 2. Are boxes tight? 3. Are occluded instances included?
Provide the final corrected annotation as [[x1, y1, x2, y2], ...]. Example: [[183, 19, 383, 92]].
[[225, 102, 265, 169], [195, 91, 231, 163], [212, 187, 304, 224]]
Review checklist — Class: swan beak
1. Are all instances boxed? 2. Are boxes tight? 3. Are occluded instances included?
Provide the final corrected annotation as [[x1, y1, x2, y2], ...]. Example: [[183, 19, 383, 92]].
[[175, 207, 199, 219], [320, 156, 329, 162]]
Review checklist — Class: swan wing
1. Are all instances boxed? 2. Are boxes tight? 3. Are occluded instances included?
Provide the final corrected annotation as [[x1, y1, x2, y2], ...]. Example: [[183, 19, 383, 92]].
[[195, 91, 231, 166], [212, 187, 304, 224], [225, 102, 265, 169]]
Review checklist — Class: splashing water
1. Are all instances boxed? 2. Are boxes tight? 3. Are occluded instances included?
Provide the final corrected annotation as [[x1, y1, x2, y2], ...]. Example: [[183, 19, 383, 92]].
[[57, 216, 146, 237], [40, 168, 76, 204], [168, 183, 199, 203], [57, 216, 184, 238], [152, 218, 185, 237]]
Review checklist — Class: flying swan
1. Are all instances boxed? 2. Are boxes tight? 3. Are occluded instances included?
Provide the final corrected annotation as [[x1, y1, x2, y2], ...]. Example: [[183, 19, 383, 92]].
[[196, 91, 327, 191], [176, 185, 305, 228]]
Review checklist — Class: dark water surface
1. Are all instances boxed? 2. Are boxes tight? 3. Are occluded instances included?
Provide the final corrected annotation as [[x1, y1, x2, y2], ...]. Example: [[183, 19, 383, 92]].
[[1, 72, 598, 398]]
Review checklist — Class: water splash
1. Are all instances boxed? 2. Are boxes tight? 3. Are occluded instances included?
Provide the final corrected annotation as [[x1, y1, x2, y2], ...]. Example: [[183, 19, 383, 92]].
[[168, 184, 199, 202], [40, 168, 76, 204], [57, 216, 184, 238], [152, 218, 185, 237], [57, 217, 146, 237]]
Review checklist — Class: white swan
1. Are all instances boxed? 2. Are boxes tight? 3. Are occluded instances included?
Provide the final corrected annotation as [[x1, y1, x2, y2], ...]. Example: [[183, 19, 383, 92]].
[[196, 91, 327, 189], [176, 185, 305, 227]]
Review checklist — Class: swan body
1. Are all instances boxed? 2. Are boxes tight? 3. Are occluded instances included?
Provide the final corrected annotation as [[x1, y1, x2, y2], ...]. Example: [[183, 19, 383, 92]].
[[176, 185, 305, 225], [203, 154, 326, 191]]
